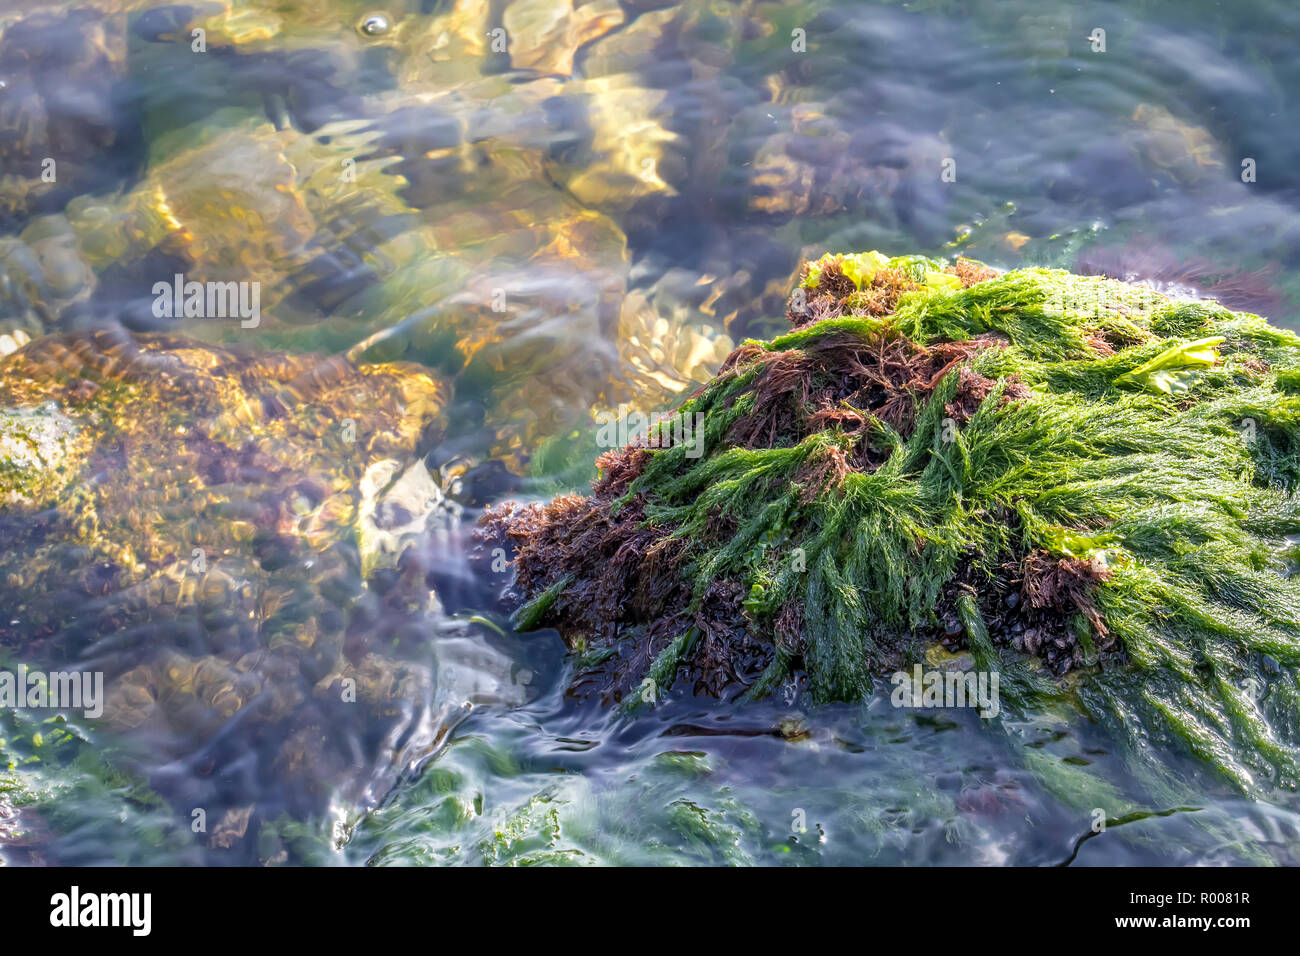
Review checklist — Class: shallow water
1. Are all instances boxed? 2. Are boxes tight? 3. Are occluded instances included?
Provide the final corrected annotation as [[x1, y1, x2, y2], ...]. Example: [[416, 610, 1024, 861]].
[[2, 0, 1300, 865]]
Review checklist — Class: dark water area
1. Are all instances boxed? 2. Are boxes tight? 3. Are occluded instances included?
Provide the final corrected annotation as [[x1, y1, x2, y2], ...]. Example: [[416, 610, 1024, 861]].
[[2, 0, 1300, 865]]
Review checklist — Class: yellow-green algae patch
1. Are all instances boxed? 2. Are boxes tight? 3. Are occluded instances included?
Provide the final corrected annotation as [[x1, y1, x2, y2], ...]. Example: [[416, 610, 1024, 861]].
[[487, 252, 1300, 793], [0, 402, 87, 508]]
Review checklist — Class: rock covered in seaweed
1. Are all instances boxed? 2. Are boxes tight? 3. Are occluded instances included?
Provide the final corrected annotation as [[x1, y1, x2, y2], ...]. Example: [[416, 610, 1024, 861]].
[[483, 251, 1300, 793]]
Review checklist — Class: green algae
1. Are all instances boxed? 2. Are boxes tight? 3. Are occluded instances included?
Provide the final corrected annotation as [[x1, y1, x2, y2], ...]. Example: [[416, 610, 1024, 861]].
[[0, 698, 199, 865], [354, 732, 768, 866], [803, 250, 892, 290], [1115, 336, 1226, 395], [493, 253, 1300, 794]]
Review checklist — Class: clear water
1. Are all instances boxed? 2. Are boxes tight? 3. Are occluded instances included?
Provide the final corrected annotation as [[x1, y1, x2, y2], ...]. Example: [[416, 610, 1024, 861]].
[[2, 0, 1300, 865]]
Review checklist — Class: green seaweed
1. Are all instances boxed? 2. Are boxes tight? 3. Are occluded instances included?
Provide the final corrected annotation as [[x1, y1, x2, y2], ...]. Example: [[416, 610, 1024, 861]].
[[1116, 336, 1227, 394], [511, 574, 573, 632]]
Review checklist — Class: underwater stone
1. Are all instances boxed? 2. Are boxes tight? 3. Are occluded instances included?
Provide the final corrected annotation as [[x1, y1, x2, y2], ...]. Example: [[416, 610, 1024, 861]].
[[0, 327, 462, 856], [502, 0, 624, 76]]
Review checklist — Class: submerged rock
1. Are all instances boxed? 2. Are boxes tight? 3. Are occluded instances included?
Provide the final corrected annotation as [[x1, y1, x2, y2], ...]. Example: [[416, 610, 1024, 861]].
[[503, 0, 624, 76], [0, 111, 641, 466], [485, 251, 1300, 793], [0, 328, 527, 860], [0, 6, 141, 228]]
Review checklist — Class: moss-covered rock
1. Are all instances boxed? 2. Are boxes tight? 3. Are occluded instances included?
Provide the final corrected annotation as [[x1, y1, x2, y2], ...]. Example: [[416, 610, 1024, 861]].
[[485, 251, 1300, 793]]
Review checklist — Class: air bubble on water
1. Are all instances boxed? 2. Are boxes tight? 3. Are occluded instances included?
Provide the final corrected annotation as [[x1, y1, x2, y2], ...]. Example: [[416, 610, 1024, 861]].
[[358, 13, 391, 37]]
